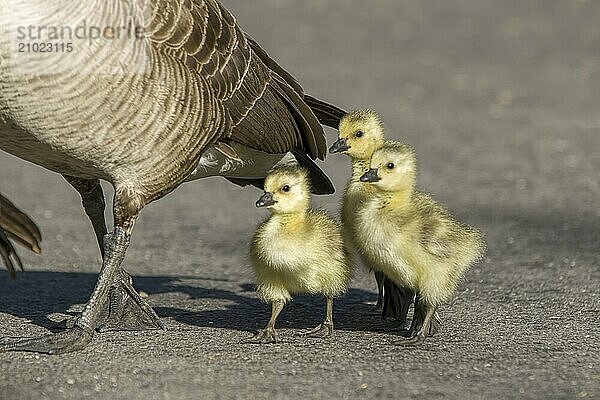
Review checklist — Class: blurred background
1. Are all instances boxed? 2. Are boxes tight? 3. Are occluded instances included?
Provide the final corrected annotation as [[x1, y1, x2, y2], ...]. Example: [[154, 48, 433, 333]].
[[1, 1, 598, 398]]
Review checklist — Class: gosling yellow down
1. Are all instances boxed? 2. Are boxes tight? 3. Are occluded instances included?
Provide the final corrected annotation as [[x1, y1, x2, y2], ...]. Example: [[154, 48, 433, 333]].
[[358, 142, 485, 345], [329, 110, 415, 321], [245, 166, 351, 343]]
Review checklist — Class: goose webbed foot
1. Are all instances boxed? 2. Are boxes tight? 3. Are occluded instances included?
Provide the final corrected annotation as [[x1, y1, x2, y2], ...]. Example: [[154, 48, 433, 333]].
[[381, 279, 415, 326], [62, 271, 164, 332], [2, 227, 135, 354], [0, 326, 93, 355], [0, 228, 23, 279], [304, 321, 333, 338], [95, 270, 164, 332], [241, 328, 278, 344]]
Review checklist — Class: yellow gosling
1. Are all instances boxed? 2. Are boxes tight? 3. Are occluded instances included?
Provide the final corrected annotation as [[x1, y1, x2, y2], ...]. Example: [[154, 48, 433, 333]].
[[330, 110, 414, 321], [244, 166, 351, 344], [357, 142, 486, 345]]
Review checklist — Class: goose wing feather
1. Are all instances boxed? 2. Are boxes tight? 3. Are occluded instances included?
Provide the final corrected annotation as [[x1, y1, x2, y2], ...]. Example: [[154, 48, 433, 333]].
[[148, 0, 326, 160]]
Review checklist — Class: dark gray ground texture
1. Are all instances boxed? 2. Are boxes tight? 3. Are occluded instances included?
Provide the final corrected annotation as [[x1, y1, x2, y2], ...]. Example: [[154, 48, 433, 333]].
[[1, 1, 599, 399]]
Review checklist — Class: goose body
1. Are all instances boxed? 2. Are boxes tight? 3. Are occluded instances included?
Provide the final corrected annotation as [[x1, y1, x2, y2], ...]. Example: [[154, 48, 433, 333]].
[[0, 0, 344, 354], [1, 0, 335, 195]]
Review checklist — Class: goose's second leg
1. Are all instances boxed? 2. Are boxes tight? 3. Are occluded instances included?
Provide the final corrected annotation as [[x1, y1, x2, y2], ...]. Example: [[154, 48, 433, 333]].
[[0, 228, 23, 279], [0, 188, 152, 354], [65, 177, 162, 332]]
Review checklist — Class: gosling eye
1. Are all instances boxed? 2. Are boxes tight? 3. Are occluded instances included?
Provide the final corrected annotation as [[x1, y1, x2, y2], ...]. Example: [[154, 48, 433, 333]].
[[281, 185, 291, 192], [355, 130, 364, 138], [386, 162, 395, 170]]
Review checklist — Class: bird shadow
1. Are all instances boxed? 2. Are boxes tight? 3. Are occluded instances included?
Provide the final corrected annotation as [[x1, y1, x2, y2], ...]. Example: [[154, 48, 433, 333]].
[[0, 271, 398, 335]]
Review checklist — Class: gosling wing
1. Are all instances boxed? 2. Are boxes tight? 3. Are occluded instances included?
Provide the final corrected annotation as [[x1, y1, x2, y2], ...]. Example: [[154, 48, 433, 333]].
[[414, 194, 456, 259]]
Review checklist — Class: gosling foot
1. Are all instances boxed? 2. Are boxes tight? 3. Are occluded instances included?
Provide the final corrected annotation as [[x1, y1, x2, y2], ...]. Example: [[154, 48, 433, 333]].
[[242, 328, 278, 344], [394, 302, 440, 346], [0, 326, 93, 355], [304, 321, 333, 338]]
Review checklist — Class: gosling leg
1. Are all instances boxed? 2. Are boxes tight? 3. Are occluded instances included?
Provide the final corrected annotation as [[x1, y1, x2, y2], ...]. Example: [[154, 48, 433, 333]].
[[381, 279, 416, 330], [374, 270, 386, 311], [242, 299, 285, 344], [305, 296, 334, 338], [394, 302, 439, 346]]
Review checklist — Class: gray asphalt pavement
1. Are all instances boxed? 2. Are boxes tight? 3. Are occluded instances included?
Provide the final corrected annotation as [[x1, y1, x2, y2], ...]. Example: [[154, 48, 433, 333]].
[[1, 0, 599, 399]]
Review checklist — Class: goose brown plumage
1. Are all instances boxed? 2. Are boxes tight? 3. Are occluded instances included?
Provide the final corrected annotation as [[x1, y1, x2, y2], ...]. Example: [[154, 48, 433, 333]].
[[0, 0, 344, 354]]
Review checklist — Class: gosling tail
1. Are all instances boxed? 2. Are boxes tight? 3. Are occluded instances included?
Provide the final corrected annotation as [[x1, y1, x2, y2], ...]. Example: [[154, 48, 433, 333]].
[[0, 194, 42, 279]]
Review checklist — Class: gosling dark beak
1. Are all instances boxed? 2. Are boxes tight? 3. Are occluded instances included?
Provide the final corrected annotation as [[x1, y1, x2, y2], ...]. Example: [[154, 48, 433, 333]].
[[360, 168, 381, 183], [329, 138, 350, 154], [256, 192, 276, 208]]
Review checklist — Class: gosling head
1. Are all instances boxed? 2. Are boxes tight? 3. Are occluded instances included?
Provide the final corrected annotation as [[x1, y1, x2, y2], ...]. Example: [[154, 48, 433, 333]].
[[256, 165, 311, 214], [360, 143, 417, 192], [329, 110, 385, 160]]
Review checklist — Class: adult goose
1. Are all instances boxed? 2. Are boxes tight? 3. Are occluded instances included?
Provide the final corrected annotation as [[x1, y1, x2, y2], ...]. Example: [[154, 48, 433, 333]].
[[0, 0, 344, 354]]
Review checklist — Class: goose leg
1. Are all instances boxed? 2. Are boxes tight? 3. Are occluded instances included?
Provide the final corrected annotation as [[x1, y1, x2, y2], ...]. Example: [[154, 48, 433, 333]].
[[305, 296, 334, 338], [0, 226, 131, 354], [64, 177, 108, 257], [64, 177, 162, 332], [242, 300, 285, 344], [0, 189, 154, 354]]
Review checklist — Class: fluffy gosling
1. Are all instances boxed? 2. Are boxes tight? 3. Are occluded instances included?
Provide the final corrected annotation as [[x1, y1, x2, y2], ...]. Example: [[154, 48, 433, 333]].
[[244, 165, 351, 343], [358, 143, 485, 345], [330, 110, 415, 320]]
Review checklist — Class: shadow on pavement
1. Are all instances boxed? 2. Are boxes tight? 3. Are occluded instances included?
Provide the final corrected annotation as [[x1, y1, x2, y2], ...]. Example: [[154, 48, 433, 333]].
[[0, 271, 397, 334]]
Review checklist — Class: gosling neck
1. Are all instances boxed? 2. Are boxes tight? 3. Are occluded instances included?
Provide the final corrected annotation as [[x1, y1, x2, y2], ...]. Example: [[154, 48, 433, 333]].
[[376, 185, 414, 209], [270, 208, 309, 232], [350, 158, 371, 181]]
